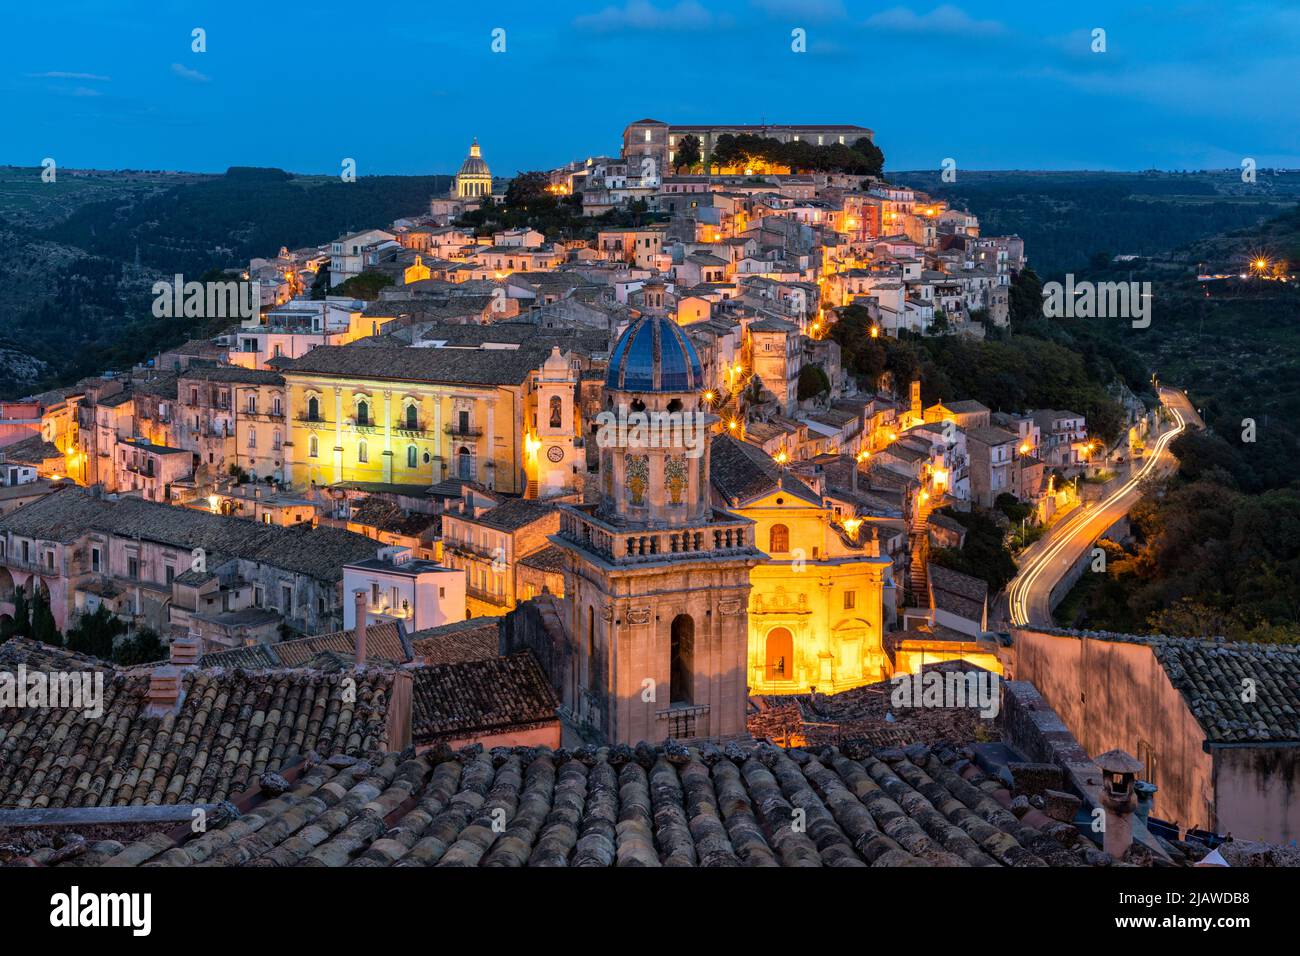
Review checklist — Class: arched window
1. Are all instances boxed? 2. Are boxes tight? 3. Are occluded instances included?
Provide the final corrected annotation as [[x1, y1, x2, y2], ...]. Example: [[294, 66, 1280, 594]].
[[406, 404, 418, 430], [769, 523, 789, 554], [670, 614, 694, 704], [549, 395, 563, 429], [457, 445, 472, 479], [407, 445, 417, 469], [358, 440, 368, 463], [766, 628, 794, 680], [309, 435, 318, 458], [356, 400, 369, 426], [307, 396, 320, 421]]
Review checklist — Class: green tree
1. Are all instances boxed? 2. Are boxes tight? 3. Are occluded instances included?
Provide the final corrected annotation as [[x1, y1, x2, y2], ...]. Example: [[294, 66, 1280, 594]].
[[30, 588, 61, 646], [114, 628, 167, 666], [2, 587, 31, 639], [675, 134, 701, 172], [797, 364, 831, 401], [331, 270, 392, 302], [66, 604, 126, 660], [1008, 267, 1044, 328]]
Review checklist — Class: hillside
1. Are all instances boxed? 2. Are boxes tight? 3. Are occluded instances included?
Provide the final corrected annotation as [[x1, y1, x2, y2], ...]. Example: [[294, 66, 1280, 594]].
[[891, 169, 1300, 278], [0, 166, 451, 398]]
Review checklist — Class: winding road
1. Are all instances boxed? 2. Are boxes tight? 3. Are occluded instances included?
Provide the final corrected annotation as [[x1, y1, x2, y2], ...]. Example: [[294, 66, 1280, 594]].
[[1005, 387, 1201, 627]]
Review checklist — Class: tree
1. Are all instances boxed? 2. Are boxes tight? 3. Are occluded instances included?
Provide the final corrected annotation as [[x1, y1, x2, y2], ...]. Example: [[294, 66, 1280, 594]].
[[504, 171, 552, 211], [66, 605, 126, 660], [797, 364, 831, 401], [675, 134, 701, 172], [1008, 267, 1043, 328], [309, 266, 331, 300], [2, 587, 31, 639], [30, 588, 61, 646], [330, 270, 392, 302], [114, 628, 167, 666]]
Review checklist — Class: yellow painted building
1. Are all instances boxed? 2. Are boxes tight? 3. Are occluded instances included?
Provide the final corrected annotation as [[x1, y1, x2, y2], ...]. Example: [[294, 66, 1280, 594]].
[[710, 435, 893, 695], [280, 344, 559, 493]]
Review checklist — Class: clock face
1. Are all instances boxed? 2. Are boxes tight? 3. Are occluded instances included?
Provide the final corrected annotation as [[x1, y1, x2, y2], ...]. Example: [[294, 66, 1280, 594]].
[[546, 445, 565, 463]]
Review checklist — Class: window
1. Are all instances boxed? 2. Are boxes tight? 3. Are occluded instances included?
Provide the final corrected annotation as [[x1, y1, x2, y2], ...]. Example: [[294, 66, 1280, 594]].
[[371, 582, 380, 605], [407, 445, 418, 469], [272, 396, 282, 416], [281, 586, 293, 613], [273, 430, 281, 451], [843, 590, 856, 610], [127, 556, 139, 579], [458, 446, 472, 479], [248, 429, 257, 449], [356, 400, 370, 426], [307, 396, 320, 421], [458, 409, 470, 434], [166, 565, 175, 584], [247, 394, 257, 414], [406, 404, 418, 430], [769, 524, 789, 554], [358, 440, 368, 463], [91, 547, 101, 572], [670, 614, 694, 704]]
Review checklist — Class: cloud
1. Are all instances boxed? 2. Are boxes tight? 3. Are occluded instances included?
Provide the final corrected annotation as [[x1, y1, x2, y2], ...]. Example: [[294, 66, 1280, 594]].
[[26, 71, 111, 81], [171, 62, 211, 83], [750, 0, 847, 20], [574, 0, 714, 32], [864, 4, 1005, 37]]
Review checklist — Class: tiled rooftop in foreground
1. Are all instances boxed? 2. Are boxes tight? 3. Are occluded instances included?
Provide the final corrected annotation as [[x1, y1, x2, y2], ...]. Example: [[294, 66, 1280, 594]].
[[33, 741, 1116, 867]]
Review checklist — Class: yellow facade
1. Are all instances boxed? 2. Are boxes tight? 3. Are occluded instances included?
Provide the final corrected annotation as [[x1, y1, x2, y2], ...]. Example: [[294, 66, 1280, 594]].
[[281, 372, 527, 493], [736, 487, 892, 694]]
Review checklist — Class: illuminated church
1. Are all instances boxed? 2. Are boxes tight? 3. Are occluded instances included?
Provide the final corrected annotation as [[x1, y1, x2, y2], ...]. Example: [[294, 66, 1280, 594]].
[[549, 311, 762, 744], [454, 139, 492, 198]]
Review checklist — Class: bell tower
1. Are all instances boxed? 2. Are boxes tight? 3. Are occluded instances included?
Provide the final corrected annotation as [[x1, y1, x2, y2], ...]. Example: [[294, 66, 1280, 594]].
[[530, 346, 579, 499], [552, 315, 761, 745]]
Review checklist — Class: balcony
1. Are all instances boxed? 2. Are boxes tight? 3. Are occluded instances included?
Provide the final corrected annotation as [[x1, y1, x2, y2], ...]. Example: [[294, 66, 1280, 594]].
[[443, 423, 483, 439], [557, 504, 758, 567]]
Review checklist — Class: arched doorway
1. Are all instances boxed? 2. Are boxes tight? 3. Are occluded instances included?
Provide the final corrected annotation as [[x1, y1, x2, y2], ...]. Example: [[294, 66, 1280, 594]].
[[766, 627, 794, 681], [669, 614, 694, 704], [457, 446, 472, 479], [0, 567, 13, 601]]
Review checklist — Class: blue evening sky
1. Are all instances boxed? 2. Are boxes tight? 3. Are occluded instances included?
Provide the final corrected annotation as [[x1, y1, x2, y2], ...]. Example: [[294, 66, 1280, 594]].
[[4, 0, 1297, 176]]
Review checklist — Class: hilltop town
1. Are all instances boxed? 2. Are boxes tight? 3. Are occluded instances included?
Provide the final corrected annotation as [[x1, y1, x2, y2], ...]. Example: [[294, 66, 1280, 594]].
[[0, 120, 1295, 869]]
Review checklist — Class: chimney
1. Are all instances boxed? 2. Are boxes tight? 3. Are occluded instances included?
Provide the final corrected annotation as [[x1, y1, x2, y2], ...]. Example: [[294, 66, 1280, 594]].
[[354, 589, 368, 666], [170, 636, 201, 666], [145, 636, 201, 715], [1096, 749, 1144, 859]]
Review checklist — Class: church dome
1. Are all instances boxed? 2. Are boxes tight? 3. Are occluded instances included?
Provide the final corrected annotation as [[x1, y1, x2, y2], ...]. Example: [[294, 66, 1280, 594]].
[[606, 315, 704, 393], [458, 139, 490, 178]]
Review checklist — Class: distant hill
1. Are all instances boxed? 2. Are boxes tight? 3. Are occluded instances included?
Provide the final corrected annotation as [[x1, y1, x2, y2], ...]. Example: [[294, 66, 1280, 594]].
[[43, 167, 452, 276], [890, 169, 1299, 278], [0, 166, 451, 397]]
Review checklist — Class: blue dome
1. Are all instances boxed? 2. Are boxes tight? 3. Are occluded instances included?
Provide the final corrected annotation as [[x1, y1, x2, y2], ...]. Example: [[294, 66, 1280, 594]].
[[605, 315, 704, 393]]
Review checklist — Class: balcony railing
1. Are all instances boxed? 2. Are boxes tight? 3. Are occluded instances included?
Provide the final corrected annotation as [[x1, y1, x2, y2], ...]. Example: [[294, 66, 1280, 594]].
[[557, 505, 757, 567], [443, 423, 483, 438]]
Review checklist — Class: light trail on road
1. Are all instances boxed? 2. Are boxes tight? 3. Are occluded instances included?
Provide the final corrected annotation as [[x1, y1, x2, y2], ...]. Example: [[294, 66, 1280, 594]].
[[1007, 391, 1190, 626]]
